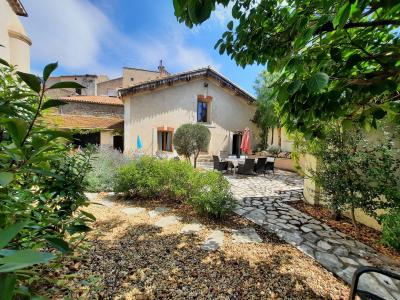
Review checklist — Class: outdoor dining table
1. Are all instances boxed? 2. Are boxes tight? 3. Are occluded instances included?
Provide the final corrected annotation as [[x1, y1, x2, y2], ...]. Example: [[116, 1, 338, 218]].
[[224, 157, 246, 174]]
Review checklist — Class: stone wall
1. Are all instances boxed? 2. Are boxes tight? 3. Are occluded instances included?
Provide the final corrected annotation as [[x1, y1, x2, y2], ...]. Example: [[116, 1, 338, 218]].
[[60, 102, 123, 118]]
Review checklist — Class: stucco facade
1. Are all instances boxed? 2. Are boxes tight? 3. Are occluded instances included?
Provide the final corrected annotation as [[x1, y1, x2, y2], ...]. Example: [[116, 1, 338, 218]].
[[122, 77, 259, 156], [0, 0, 31, 72]]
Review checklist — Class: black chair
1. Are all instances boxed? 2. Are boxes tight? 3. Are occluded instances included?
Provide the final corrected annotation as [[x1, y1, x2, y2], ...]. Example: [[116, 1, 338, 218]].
[[213, 155, 229, 172], [254, 157, 267, 175], [237, 158, 255, 175], [265, 157, 275, 173], [349, 266, 400, 300]]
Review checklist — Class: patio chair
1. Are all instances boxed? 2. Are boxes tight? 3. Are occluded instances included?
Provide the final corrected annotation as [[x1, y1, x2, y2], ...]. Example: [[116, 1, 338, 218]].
[[265, 157, 275, 173], [349, 266, 400, 300], [254, 157, 267, 175], [237, 158, 255, 175], [213, 155, 229, 172]]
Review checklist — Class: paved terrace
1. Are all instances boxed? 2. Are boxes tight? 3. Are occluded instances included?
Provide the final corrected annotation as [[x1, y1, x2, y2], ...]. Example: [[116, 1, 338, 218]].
[[223, 170, 400, 300]]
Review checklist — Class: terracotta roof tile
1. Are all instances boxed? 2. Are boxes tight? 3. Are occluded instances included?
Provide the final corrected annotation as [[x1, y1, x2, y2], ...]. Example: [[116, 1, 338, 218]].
[[43, 115, 124, 130], [57, 95, 123, 106]]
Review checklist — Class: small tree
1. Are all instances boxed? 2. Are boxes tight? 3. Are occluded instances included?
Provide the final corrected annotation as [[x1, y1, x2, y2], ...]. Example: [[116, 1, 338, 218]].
[[173, 123, 211, 168], [313, 125, 400, 231]]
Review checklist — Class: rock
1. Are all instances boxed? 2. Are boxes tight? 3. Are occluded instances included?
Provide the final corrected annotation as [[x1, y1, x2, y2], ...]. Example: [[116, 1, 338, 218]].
[[315, 251, 342, 271], [201, 230, 224, 251], [303, 232, 320, 243], [148, 207, 170, 218], [181, 223, 203, 234], [339, 256, 358, 266], [99, 199, 114, 208], [333, 246, 349, 257], [337, 266, 357, 284], [84, 192, 99, 202], [246, 209, 266, 226], [232, 228, 262, 244], [317, 240, 332, 251], [121, 207, 146, 216], [154, 215, 180, 228]]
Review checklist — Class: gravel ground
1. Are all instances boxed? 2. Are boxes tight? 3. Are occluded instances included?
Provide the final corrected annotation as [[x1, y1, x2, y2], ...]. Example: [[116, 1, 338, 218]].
[[37, 196, 350, 299]]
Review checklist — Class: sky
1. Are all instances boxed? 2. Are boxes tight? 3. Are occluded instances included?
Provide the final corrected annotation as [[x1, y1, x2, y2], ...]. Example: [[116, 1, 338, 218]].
[[21, 0, 265, 95]]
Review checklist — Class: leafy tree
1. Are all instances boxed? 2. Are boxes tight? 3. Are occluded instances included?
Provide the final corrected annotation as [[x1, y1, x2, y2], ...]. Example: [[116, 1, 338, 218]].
[[253, 71, 280, 148], [173, 123, 211, 168], [173, 0, 400, 137], [0, 59, 95, 298], [312, 125, 400, 230]]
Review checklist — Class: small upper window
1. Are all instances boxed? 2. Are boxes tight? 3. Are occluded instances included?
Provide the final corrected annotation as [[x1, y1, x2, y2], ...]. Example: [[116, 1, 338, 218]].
[[130, 77, 134, 82], [75, 88, 82, 95], [197, 96, 210, 123]]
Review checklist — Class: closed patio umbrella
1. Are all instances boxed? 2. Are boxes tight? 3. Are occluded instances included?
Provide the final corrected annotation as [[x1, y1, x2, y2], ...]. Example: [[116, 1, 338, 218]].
[[240, 127, 251, 154], [137, 135, 143, 150]]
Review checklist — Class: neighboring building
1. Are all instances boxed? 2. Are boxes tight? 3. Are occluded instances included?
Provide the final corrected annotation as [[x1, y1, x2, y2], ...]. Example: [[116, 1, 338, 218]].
[[46, 74, 110, 98], [119, 67, 259, 156], [44, 63, 170, 150], [0, 0, 31, 72], [44, 95, 124, 150], [97, 63, 169, 96]]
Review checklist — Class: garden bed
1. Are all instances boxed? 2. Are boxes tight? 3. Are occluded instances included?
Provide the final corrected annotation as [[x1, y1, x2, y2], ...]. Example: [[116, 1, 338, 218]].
[[34, 195, 349, 299], [288, 201, 400, 264]]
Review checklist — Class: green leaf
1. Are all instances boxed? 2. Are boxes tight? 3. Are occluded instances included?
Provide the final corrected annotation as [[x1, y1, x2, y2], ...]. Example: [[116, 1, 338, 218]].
[[333, 2, 351, 28], [227, 20, 233, 30], [0, 250, 54, 272], [287, 80, 302, 95], [45, 237, 71, 253], [16, 72, 41, 93], [342, 119, 353, 130], [47, 81, 85, 90], [187, 0, 213, 24], [306, 72, 329, 92], [67, 225, 91, 235], [372, 107, 387, 119], [41, 99, 66, 110], [80, 210, 96, 221], [0, 273, 16, 300], [0, 172, 14, 187], [1, 118, 28, 147], [0, 222, 26, 249], [43, 62, 58, 82], [0, 58, 10, 67]]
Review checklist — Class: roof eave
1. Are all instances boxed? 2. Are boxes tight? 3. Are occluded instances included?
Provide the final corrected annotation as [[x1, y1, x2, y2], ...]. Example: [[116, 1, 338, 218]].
[[118, 68, 255, 103]]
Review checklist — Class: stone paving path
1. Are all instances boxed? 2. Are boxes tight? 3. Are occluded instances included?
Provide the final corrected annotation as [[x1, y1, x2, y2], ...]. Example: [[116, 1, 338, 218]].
[[225, 171, 400, 300]]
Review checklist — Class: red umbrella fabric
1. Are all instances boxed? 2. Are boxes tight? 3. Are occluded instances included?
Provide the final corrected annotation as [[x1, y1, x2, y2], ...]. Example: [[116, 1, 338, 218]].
[[240, 127, 251, 154]]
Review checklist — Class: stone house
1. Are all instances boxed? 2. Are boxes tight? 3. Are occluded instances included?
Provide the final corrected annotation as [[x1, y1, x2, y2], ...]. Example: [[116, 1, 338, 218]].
[[119, 67, 259, 157], [44, 95, 124, 150], [44, 64, 169, 149], [0, 0, 31, 72]]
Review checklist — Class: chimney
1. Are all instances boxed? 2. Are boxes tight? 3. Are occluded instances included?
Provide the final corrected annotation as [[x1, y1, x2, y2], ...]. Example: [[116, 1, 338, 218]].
[[158, 60, 167, 77]]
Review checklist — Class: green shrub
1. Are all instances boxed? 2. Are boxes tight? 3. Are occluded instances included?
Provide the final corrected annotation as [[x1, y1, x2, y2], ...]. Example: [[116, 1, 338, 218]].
[[380, 210, 400, 251], [0, 61, 95, 297], [114, 156, 235, 218], [188, 171, 235, 218], [86, 146, 131, 192]]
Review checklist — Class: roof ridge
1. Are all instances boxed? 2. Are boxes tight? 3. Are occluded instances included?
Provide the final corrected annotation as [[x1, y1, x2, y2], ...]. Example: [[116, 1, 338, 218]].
[[118, 67, 255, 102]]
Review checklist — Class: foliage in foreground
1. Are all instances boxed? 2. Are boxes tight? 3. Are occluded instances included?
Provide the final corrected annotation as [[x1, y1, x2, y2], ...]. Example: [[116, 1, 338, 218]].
[[311, 125, 400, 230], [114, 156, 235, 218], [0, 60, 95, 298], [380, 210, 400, 251], [173, 123, 211, 168], [173, 0, 400, 138], [86, 146, 131, 192]]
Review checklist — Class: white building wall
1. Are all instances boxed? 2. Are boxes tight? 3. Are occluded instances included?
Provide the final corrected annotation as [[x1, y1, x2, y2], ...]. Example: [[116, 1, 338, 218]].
[[123, 79, 259, 156], [0, 1, 31, 72]]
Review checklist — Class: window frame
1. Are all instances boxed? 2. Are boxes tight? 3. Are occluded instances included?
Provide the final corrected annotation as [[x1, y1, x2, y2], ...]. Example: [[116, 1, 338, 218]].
[[157, 127, 174, 152], [196, 95, 212, 123]]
